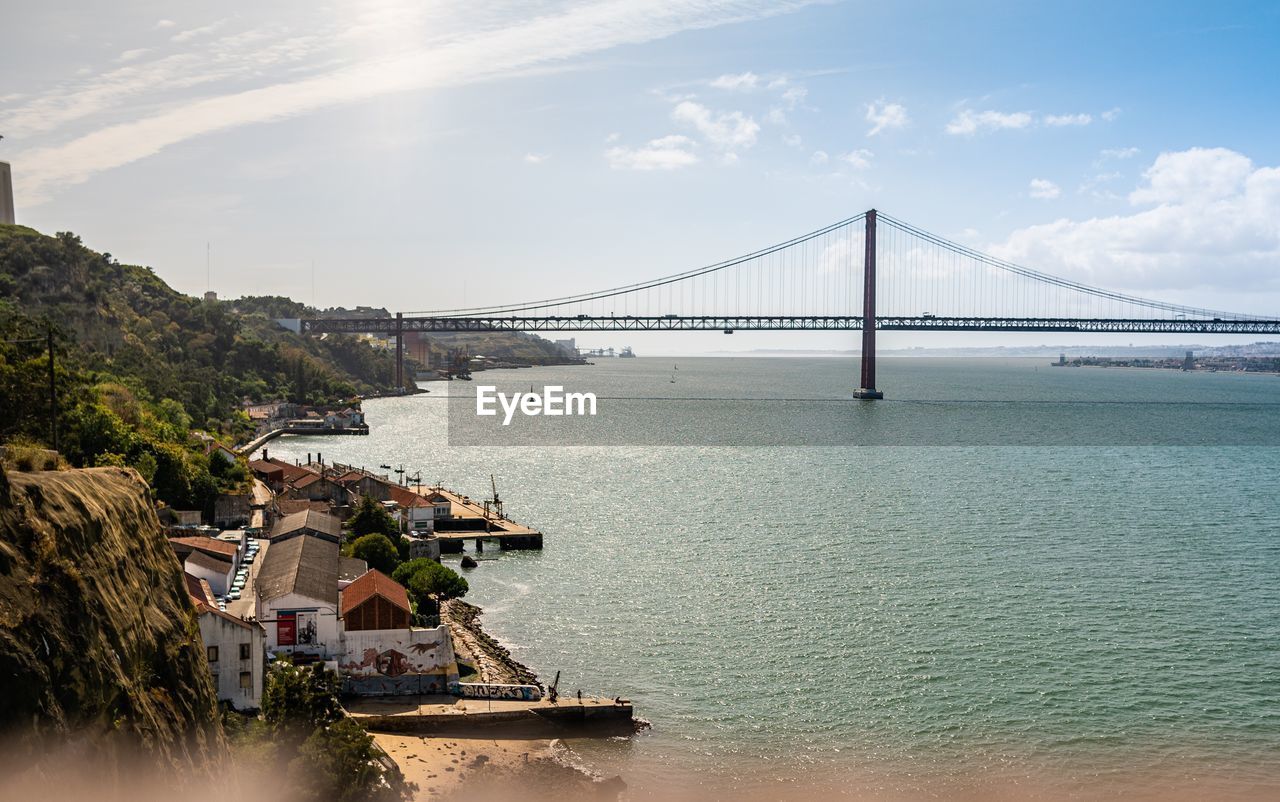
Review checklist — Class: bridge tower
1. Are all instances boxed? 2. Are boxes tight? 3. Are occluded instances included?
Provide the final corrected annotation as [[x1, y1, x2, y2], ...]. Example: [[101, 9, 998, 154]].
[[853, 209, 884, 399], [394, 312, 404, 392]]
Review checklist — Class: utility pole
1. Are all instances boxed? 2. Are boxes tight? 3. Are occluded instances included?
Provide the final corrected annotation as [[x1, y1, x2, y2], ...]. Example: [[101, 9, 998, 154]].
[[47, 325, 58, 452]]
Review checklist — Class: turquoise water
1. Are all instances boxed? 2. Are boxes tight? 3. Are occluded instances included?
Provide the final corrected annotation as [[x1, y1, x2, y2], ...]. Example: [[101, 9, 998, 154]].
[[267, 358, 1280, 798]]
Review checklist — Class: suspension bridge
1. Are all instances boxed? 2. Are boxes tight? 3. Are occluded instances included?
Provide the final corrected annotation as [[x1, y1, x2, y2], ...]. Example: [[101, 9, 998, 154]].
[[299, 210, 1280, 399]]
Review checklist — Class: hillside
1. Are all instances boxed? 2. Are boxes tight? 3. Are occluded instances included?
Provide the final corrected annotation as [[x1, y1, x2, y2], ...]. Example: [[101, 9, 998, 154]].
[[0, 466, 224, 770]]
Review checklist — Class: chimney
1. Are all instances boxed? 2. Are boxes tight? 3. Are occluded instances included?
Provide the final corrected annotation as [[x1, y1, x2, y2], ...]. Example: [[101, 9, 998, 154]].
[[0, 162, 14, 225], [307, 452, 312, 464], [261, 448, 268, 461]]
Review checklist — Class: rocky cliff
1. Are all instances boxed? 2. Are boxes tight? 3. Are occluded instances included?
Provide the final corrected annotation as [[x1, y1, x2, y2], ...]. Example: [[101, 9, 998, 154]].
[[0, 466, 224, 769]]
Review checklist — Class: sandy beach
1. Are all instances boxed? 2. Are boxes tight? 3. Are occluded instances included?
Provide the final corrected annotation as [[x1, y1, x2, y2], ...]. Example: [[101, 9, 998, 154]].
[[375, 733, 619, 801]]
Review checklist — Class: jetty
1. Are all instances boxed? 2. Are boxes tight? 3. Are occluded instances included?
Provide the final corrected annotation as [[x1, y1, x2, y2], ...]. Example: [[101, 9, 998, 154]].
[[417, 485, 543, 552], [345, 695, 634, 737]]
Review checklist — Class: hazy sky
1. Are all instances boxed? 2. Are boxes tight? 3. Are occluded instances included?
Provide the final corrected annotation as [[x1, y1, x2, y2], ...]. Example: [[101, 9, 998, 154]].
[[3, 1, 1279, 352]]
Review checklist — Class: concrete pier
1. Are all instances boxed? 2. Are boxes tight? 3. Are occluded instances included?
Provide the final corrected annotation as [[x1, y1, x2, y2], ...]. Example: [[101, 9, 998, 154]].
[[346, 695, 635, 737]]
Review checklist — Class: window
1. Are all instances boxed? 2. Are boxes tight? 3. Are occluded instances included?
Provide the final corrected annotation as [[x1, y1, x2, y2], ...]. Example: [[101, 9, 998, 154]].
[[239, 671, 252, 689], [207, 645, 219, 662], [239, 642, 251, 660]]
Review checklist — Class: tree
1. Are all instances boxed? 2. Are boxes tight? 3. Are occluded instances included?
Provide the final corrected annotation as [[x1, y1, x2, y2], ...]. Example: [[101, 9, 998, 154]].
[[289, 718, 413, 802], [349, 533, 400, 576], [392, 558, 468, 616], [348, 495, 399, 538], [261, 661, 342, 740]]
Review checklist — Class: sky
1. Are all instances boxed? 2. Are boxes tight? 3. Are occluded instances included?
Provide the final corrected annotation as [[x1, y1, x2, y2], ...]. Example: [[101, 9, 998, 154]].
[[2, 0, 1279, 353]]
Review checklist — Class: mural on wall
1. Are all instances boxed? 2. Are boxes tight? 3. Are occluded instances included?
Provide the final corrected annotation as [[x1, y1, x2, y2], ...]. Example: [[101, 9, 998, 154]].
[[450, 682, 543, 701], [338, 626, 461, 696]]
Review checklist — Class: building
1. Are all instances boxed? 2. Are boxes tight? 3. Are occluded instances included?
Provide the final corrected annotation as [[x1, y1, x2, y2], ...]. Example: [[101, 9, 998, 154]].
[[0, 162, 14, 225], [269, 508, 343, 544], [255, 534, 341, 658], [185, 549, 235, 596], [340, 569, 411, 632], [338, 555, 369, 588], [336, 568, 461, 696], [281, 472, 350, 506], [171, 535, 242, 595], [195, 600, 266, 710]]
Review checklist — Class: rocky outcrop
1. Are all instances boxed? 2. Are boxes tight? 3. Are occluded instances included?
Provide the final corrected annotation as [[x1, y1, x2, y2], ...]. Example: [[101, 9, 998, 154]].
[[0, 467, 224, 769], [442, 599, 541, 687]]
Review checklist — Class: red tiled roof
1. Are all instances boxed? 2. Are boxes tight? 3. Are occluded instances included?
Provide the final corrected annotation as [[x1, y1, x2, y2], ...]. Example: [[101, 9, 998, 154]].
[[170, 536, 238, 557], [184, 572, 212, 604], [262, 458, 317, 483], [340, 569, 411, 618], [290, 472, 325, 489], [387, 484, 432, 508], [248, 460, 285, 476]]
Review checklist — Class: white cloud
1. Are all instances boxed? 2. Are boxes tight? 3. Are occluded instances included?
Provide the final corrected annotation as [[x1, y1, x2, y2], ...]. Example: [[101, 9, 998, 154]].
[[154, 19, 176, 29], [765, 107, 787, 125], [672, 100, 759, 150], [1101, 107, 1122, 121], [945, 109, 1033, 135], [1044, 113, 1092, 127], [991, 147, 1280, 294], [12, 1, 815, 201], [605, 134, 698, 171], [783, 133, 802, 148], [1078, 171, 1122, 198], [171, 20, 226, 43], [710, 71, 759, 91], [523, 152, 548, 164], [839, 148, 873, 169], [865, 100, 908, 136], [116, 48, 150, 63], [780, 85, 807, 108], [1128, 147, 1253, 205], [604, 132, 621, 143], [1100, 147, 1140, 161], [810, 150, 828, 165], [1028, 178, 1061, 199]]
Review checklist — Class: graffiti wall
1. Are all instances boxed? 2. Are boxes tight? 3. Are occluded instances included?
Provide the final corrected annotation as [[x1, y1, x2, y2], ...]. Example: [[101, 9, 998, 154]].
[[450, 682, 543, 701], [338, 626, 461, 696]]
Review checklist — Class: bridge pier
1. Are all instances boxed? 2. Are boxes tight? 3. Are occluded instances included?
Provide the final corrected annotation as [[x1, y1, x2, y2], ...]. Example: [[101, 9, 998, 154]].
[[853, 209, 884, 399]]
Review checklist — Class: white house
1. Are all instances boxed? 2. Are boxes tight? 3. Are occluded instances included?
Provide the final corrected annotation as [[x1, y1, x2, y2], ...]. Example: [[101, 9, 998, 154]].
[[185, 550, 235, 596], [254, 534, 341, 658], [196, 600, 266, 710]]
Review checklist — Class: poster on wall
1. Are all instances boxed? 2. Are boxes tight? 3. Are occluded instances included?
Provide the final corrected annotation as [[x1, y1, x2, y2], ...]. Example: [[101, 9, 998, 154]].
[[278, 612, 296, 646]]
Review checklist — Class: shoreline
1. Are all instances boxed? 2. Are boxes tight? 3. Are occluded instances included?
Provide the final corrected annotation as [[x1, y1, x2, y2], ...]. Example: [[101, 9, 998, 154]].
[[371, 600, 624, 800], [441, 599, 543, 688]]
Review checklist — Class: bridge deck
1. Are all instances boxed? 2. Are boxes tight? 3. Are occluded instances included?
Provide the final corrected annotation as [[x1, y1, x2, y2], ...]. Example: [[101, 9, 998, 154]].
[[301, 315, 1280, 334]]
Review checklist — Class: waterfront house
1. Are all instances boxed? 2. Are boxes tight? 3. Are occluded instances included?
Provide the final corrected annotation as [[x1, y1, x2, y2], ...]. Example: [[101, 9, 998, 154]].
[[340, 569, 411, 632], [254, 534, 341, 659], [269, 508, 343, 544]]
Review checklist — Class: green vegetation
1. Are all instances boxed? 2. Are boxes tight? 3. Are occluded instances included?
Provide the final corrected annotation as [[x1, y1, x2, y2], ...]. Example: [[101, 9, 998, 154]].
[[392, 558, 469, 616], [0, 224, 405, 510], [244, 661, 411, 801], [349, 532, 400, 576], [348, 494, 400, 538]]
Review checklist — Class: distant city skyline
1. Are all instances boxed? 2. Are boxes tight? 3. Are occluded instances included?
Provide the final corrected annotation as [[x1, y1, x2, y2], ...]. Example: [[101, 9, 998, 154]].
[[2, 1, 1279, 352]]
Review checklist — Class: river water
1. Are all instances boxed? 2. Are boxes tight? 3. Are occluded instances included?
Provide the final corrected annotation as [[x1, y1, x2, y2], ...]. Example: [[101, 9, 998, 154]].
[[266, 357, 1280, 799]]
